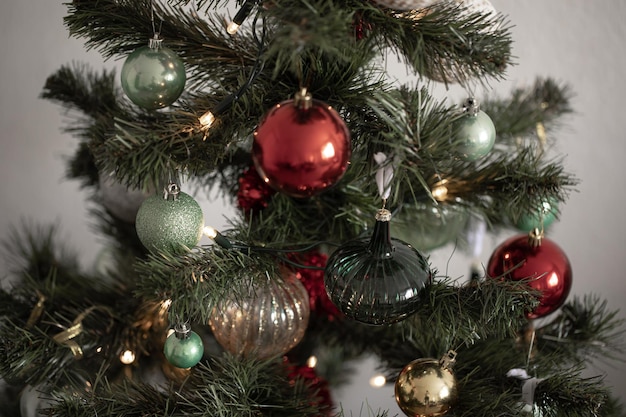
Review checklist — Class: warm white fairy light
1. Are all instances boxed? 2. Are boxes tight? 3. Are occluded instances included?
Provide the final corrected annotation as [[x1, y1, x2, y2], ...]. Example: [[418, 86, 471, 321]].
[[226, 21, 241, 35], [306, 355, 318, 368], [369, 374, 386, 388], [203, 226, 233, 249], [120, 349, 136, 364], [431, 178, 449, 202], [203, 226, 217, 239], [199, 111, 215, 130]]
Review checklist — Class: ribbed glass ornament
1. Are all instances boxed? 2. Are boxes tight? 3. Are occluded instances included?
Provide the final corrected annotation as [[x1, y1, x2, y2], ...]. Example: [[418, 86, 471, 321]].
[[324, 209, 431, 325], [208, 271, 310, 359]]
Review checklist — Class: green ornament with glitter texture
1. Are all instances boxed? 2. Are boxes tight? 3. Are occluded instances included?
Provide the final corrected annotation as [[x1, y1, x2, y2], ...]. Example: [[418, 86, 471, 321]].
[[135, 185, 204, 253]]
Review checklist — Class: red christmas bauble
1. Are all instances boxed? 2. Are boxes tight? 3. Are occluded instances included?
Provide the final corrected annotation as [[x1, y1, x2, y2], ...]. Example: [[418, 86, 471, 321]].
[[252, 96, 351, 198], [487, 235, 572, 319]]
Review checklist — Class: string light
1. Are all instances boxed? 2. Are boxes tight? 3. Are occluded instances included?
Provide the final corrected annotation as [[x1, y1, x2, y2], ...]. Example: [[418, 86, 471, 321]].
[[369, 374, 387, 388], [119, 349, 136, 365], [199, 111, 215, 130], [226, 0, 256, 35], [198, 94, 236, 134], [306, 355, 318, 368], [203, 226, 233, 249], [431, 178, 449, 202], [226, 22, 241, 35]]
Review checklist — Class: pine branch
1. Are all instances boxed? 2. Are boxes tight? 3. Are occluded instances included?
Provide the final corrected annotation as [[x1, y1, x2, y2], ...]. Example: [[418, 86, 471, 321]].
[[535, 369, 610, 417], [364, 0, 513, 85], [48, 355, 332, 417], [536, 295, 625, 368], [483, 77, 575, 145]]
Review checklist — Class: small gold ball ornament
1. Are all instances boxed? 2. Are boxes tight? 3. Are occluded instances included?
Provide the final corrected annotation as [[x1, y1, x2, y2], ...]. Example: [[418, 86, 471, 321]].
[[395, 350, 459, 417]]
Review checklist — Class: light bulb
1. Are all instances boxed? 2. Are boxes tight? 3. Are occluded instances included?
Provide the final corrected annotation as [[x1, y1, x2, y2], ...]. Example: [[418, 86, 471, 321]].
[[120, 349, 136, 364], [369, 374, 386, 388], [431, 179, 449, 202], [227, 22, 240, 35], [199, 111, 215, 130]]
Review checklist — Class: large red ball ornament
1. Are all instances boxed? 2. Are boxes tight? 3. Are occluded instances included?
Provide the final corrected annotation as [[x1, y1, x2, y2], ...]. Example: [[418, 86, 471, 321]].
[[252, 90, 351, 198], [487, 235, 572, 319]]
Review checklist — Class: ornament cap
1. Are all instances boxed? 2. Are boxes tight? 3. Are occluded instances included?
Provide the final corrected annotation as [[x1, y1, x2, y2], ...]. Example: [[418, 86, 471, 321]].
[[439, 350, 457, 370], [294, 88, 313, 111], [149, 34, 163, 50], [462, 97, 480, 116], [163, 183, 181, 200], [173, 321, 192, 339], [528, 227, 544, 247], [375, 208, 392, 222]]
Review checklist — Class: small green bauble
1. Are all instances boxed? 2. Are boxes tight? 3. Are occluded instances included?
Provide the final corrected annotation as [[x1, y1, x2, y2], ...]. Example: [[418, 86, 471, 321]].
[[452, 98, 496, 161], [135, 184, 204, 253], [163, 325, 204, 369], [121, 39, 186, 110], [516, 198, 559, 232], [390, 203, 468, 252]]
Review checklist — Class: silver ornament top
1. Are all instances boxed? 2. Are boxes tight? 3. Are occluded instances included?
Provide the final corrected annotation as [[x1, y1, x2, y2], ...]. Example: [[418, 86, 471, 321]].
[[173, 321, 192, 339], [462, 98, 481, 116], [163, 183, 181, 200], [149, 34, 163, 50]]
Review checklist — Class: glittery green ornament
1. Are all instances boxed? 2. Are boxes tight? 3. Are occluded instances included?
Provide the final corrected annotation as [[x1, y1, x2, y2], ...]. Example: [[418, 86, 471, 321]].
[[135, 183, 204, 253], [451, 98, 496, 161], [163, 323, 204, 368]]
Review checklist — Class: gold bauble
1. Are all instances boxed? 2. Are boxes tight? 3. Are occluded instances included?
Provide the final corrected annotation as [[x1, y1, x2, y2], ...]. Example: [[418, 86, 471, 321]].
[[395, 357, 458, 417]]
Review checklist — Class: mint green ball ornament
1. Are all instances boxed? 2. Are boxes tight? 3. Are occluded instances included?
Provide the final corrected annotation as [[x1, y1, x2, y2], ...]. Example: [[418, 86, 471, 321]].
[[135, 183, 204, 253], [164, 323, 204, 369], [452, 98, 496, 161], [516, 198, 559, 232], [121, 37, 186, 110]]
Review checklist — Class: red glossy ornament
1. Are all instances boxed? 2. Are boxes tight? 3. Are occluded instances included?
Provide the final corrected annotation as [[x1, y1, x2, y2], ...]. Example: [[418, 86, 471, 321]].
[[252, 90, 351, 198], [487, 235, 572, 319]]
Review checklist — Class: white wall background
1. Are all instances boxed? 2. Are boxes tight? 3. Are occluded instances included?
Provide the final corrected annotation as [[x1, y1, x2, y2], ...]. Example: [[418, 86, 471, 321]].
[[0, 0, 624, 413]]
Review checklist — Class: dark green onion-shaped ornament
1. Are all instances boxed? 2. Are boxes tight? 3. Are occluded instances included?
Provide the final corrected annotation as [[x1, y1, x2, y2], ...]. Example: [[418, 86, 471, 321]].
[[135, 183, 204, 253], [163, 322, 204, 369], [324, 208, 432, 325], [121, 36, 186, 110], [451, 98, 496, 161]]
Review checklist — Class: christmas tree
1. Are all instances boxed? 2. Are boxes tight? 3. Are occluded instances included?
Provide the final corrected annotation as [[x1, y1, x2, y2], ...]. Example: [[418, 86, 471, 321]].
[[1, 0, 625, 416]]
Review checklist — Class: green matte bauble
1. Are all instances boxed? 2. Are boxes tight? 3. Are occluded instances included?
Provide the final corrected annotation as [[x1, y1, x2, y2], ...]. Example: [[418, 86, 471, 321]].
[[390, 203, 467, 252], [395, 357, 458, 417], [163, 329, 204, 369], [135, 187, 204, 253], [516, 198, 558, 232], [121, 43, 186, 110], [452, 103, 496, 161]]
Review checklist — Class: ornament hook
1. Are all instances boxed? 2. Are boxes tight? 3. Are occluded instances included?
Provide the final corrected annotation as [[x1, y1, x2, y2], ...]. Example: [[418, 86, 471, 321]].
[[462, 97, 480, 116], [439, 350, 457, 370], [294, 88, 313, 111], [163, 183, 181, 200], [173, 320, 192, 340], [528, 227, 544, 248]]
